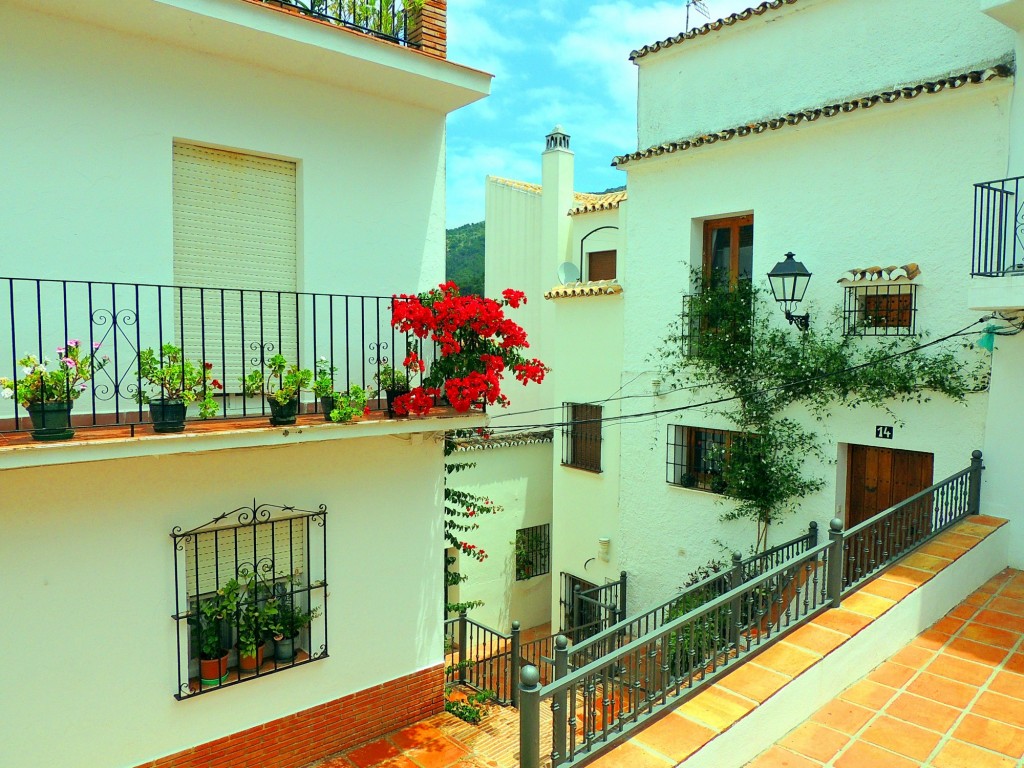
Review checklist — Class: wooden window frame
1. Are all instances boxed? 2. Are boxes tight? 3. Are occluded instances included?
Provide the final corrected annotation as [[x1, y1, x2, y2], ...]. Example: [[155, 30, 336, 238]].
[[587, 250, 617, 282], [563, 402, 603, 473], [667, 425, 734, 493], [702, 214, 753, 289]]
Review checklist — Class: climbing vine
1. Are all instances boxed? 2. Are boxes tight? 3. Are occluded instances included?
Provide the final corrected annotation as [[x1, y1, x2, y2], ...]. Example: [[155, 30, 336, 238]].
[[657, 275, 989, 550]]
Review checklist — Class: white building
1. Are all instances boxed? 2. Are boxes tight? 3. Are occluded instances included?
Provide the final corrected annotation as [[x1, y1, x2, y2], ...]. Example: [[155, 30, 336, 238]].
[[0, 2, 491, 768], [486, 0, 1023, 624]]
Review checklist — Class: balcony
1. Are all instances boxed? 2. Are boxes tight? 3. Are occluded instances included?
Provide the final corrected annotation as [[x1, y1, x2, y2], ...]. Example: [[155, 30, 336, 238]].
[[969, 175, 1024, 311], [0, 276, 483, 467]]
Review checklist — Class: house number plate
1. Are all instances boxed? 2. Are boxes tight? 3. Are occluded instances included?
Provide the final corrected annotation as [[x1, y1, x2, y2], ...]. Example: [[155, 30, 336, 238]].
[[875, 425, 894, 439]]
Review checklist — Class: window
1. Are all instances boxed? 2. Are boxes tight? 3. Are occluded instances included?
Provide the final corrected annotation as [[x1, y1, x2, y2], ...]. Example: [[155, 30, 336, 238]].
[[171, 502, 328, 699], [843, 284, 918, 336], [514, 524, 551, 580], [703, 215, 753, 288], [587, 250, 617, 281], [563, 402, 602, 472], [667, 425, 732, 493]]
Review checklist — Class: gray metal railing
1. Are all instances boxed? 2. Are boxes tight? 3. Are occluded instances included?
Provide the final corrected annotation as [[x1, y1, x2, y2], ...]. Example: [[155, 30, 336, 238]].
[[519, 452, 984, 767], [973, 176, 1024, 277], [444, 611, 520, 705]]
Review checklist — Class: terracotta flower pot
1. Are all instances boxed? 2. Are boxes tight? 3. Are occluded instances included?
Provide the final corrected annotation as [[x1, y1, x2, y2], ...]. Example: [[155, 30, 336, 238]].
[[238, 641, 265, 672], [199, 651, 230, 686]]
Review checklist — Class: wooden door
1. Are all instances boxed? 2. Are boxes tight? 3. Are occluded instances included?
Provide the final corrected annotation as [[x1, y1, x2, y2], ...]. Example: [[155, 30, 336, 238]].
[[846, 445, 933, 526]]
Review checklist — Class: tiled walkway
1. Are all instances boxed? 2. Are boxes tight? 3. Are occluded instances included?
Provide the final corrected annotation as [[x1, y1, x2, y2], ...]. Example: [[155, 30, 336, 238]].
[[747, 568, 1024, 768]]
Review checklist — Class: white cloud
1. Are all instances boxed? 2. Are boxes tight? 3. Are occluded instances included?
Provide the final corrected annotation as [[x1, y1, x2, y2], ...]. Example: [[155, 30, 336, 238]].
[[445, 140, 540, 228]]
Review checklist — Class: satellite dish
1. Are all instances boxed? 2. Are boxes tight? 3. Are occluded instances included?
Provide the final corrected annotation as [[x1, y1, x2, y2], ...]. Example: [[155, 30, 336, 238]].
[[557, 261, 581, 284]]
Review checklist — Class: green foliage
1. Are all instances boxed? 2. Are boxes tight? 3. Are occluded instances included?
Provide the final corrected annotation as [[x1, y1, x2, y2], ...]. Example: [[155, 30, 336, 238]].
[[374, 364, 411, 392], [135, 344, 220, 418], [446, 221, 485, 297], [444, 687, 493, 724], [664, 558, 730, 679], [328, 384, 371, 423], [189, 579, 241, 660], [234, 569, 279, 659], [242, 354, 313, 405], [1, 341, 109, 407], [658, 275, 988, 548]]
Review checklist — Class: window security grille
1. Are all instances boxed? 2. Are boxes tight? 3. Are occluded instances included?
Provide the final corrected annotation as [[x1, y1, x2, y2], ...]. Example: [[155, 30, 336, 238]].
[[667, 425, 730, 493], [171, 501, 328, 699], [843, 284, 918, 336], [515, 524, 551, 581], [563, 402, 602, 472]]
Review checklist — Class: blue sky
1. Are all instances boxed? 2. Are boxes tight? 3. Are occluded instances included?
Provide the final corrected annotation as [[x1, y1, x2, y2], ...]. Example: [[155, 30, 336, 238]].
[[445, 1, 751, 228]]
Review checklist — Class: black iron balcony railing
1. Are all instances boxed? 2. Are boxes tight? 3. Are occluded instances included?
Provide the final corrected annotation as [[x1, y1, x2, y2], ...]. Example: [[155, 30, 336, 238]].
[[263, 1, 415, 46], [0, 276, 438, 434], [973, 175, 1024, 277]]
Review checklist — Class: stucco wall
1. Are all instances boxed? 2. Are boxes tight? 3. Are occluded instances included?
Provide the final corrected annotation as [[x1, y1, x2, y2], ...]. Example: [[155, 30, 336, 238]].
[[0, 4, 446, 295], [635, 0, 1014, 148], [614, 78, 1010, 611], [0, 436, 446, 768], [449, 440, 554, 631]]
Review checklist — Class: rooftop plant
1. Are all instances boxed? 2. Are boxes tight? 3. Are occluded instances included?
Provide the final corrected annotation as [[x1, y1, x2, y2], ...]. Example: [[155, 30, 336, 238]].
[[135, 343, 220, 418]]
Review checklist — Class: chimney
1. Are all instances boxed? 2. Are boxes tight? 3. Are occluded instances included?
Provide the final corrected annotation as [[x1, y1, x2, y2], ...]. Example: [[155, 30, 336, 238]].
[[408, 0, 447, 60], [542, 125, 575, 274]]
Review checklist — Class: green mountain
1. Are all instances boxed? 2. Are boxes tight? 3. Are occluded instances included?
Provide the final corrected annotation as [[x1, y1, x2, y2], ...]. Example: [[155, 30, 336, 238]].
[[446, 220, 485, 296]]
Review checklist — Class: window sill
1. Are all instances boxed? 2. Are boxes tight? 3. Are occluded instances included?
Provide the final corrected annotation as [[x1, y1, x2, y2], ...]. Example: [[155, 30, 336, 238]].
[[562, 463, 603, 474]]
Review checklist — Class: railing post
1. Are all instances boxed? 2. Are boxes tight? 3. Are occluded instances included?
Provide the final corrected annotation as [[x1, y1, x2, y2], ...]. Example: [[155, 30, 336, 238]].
[[510, 620, 521, 708], [619, 570, 628, 623], [827, 518, 845, 608], [808, 520, 819, 547], [729, 551, 743, 647], [458, 610, 468, 685], [519, 665, 542, 768], [552, 635, 569, 767], [968, 450, 984, 516], [572, 585, 582, 642]]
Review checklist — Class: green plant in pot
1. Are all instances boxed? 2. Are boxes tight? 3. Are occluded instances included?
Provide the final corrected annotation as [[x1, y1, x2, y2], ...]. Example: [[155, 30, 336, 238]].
[[189, 579, 241, 687], [235, 570, 279, 673], [0, 340, 109, 441], [312, 357, 339, 421], [270, 598, 322, 662], [241, 354, 312, 426], [374, 365, 411, 417], [328, 383, 372, 423], [134, 344, 220, 432]]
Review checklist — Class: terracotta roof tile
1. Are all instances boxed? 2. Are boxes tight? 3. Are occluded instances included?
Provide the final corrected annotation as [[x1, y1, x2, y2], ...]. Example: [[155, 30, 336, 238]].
[[544, 280, 623, 300], [569, 190, 628, 216], [631, 0, 799, 61], [838, 264, 921, 283], [488, 176, 542, 195], [488, 176, 619, 210], [450, 429, 554, 451], [612, 66, 1012, 168]]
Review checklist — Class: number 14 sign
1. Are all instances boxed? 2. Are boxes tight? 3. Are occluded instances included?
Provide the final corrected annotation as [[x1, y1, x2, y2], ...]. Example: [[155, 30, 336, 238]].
[[875, 426, 894, 440]]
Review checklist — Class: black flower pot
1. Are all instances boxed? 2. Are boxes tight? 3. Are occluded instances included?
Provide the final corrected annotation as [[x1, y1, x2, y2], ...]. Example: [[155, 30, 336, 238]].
[[268, 396, 299, 426], [385, 387, 410, 418], [27, 401, 74, 441], [319, 395, 335, 422], [149, 397, 186, 433]]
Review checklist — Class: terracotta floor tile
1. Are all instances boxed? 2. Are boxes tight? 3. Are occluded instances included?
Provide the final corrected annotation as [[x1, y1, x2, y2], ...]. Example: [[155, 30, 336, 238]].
[[867, 661, 917, 689], [966, 590, 994, 606], [989, 597, 1024, 617], [891, 643, 937, 668], [390, 724, 449, 751], [953, 714, 1024, 758], [882, 564, 935, 587], [586, 741, 671, 768], [859, 714, 942, 760], [931, 739, 1017, 768], [956, 521, 1003, 538], [717, 662, 791, 703], [832, 740, 920, 768], [901, 552, 953, 573], [971, 515, 1007, 529], [944, 636, 1012, 666], [958, 622, 1020, 649], [861, 577, 916, 602], [934, 531, 984, 549], [906, 671, 978, 708], [884, 692, 961, 733], [911, 628, 953, 651], [809, 699, 874, 735], [973, 608, 1024, 633], [838, 679, 897, 710], [972, 691, 1024, 728], [841, 591, 897, 619], [677, 685, 756, 732], [949, 603, 979, 620], [1003, 652, 1024, 674], [753, 642, 820, 678], [778, 722, 849, 762], [926, 652, 997, 684], [783, 623, 848, 658], [987, 670, 1024, 700], [346, 739, 402, 768], [374, 759, 420, 768], [918, 541, 967, 560], [631, 713, 716, 763], [745, 745, 822, 768], [811, 608, 872, 637], [931, 616, 966, 635]]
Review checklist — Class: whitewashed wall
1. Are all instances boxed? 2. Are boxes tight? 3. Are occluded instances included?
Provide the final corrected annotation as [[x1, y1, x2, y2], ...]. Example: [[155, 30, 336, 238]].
[[636, 0, 1014, 148], [0, 436, 446, 768]]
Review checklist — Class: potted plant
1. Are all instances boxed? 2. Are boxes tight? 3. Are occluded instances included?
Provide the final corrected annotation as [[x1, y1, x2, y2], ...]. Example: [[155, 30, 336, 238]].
[[312, 357, 338, 421], [134, 344, 221, 432], [0, 339, 109, 440], [374, 365, 410, 417], [235, 571, 278, 673], [189, 579, 241, 687], [327, 384, 372, 423], [241, 354, 312, 426], [270, 598, 322, 662]]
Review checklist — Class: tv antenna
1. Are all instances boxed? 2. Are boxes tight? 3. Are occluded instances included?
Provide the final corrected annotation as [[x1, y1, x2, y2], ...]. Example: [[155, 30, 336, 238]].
[[685, 0, 710, 31]]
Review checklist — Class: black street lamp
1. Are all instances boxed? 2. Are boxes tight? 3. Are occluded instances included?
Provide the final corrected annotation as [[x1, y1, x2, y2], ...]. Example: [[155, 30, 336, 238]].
[[767, 252, 812, 331]]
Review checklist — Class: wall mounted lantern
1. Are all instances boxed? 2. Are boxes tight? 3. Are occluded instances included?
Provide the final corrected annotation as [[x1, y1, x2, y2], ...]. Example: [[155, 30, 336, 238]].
[[767, 252, 812, 331]]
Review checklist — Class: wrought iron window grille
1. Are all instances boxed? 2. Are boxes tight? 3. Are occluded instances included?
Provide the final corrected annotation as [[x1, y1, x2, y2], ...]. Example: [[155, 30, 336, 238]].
[[171, 500, 328, 700], [666, 424, 731, 493], [680, 290, 754, 358], [842, 283, 918, 337], [562, 402, 603, 472], [514, 524, 551, 581]]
